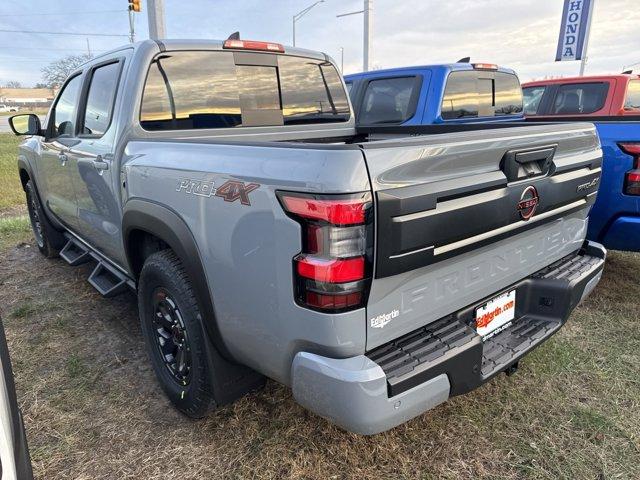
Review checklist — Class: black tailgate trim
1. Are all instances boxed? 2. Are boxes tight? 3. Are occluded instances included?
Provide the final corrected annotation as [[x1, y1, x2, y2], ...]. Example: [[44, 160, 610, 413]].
[[376, 163, 601, 278]]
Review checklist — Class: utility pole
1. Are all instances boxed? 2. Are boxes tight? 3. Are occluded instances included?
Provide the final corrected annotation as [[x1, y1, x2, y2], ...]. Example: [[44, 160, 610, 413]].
[[363, 0, 372, 72], [337, 0, 373, 71], [147, 0, 166, 40], [86, 38, 92, 57], [293, 1, 324, 47], [340, 47, 344, 73], [579, 0, 595, 76], [128, 0, 142, 43]]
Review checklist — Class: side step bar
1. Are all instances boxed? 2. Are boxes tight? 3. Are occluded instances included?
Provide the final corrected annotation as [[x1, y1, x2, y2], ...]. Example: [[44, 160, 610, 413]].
[[59, 239, 92, 266], [60, 235, 134, 297], [88, 262, 129, 297]]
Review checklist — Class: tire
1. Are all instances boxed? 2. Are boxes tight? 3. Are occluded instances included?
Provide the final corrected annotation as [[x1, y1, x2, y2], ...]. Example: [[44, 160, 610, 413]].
[[25, 180, 64, 258], [138, 250, 217, 418]]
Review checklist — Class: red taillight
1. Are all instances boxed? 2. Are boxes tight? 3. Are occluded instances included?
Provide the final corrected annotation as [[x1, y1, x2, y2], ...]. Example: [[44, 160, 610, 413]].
[[620, 143, 640, 195], [280, 195, 367, 225], [297, 256, 365, 283], [472, 63, 498, 70], [222, 39, 284, 53], [278, 191, 373, 312]]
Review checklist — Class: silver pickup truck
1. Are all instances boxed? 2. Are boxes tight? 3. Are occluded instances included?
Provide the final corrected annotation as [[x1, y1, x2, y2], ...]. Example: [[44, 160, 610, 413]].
[[9, 39, 605, 434]]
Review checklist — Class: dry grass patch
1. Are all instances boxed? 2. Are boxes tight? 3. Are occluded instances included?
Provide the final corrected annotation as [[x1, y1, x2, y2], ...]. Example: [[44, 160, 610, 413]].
[[0, 236, 637, 479]]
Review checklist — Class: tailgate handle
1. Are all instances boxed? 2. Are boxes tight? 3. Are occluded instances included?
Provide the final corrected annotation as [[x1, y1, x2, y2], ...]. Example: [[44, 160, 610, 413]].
[[502, 145, 557, 182]]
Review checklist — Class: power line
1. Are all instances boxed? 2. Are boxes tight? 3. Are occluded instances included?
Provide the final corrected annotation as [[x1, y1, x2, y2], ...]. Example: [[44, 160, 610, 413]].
[[0, 10, 125, 17], [0, 29, 129, 38], [0, 46, 108, 52]]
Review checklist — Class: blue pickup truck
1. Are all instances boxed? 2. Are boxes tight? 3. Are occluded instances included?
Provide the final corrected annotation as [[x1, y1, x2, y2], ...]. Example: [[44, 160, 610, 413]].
[[524, 75, 640, 252], [345, 62, 524, 125]]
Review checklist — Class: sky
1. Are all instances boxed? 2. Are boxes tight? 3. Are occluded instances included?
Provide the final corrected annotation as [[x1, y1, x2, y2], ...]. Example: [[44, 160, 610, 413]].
[[0, 0, 639, 87]]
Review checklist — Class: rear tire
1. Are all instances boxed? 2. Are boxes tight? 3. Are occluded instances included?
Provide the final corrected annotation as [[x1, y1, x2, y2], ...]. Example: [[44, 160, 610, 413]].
[[138, 250, 217, 418], [25, 180, 64, 258]]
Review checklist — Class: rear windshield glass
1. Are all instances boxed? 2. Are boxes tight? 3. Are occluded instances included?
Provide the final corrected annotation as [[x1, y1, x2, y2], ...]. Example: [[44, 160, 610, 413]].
[[441, 70, 523, 120], [523, 86, 546, 115], [551, 82, 608, 115], [624, 80, 640, 110], [140, 51, 350, 130], [357, 77, 419, 125]]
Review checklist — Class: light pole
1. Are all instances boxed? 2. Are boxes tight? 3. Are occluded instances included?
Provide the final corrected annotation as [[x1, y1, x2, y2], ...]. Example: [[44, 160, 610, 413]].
[[340, 47, 344, 73], [293, 0, 324, 47], [337, 0, 373, 72]]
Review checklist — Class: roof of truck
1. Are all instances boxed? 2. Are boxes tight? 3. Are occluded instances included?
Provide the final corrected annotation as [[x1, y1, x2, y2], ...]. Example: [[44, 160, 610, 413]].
[[523, 74, 640, 87], [344, 63, 517, 80], [90, 39, 327, 64]]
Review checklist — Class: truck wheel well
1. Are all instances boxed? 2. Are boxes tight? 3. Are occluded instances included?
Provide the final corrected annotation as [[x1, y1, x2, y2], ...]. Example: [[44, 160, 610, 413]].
[[127, 230, 170, 278], [19, 169, 30, 190]]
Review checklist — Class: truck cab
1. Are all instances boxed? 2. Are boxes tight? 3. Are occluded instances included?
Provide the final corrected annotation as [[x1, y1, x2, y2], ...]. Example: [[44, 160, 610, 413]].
[[345, 62, 524, 125]]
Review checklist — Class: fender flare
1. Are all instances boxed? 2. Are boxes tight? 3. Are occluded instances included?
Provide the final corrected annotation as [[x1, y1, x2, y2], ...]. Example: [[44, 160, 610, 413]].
[[122, 198, 231, 358], [17, 157, 64, 232]]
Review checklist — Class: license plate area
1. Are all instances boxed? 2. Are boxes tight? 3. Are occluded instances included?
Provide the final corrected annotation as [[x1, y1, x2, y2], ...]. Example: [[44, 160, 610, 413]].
[[475, 289, 516, 340]]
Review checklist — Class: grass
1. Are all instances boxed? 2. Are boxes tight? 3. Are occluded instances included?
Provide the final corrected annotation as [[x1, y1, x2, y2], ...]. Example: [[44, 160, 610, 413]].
[[0, 126, 638, 479], [0, 133, 24, 211]]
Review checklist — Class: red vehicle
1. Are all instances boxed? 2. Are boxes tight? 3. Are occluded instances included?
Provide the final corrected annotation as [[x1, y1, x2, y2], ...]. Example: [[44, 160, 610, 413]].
[[522, 74, 640, 117], [522, 74, 640, 252]]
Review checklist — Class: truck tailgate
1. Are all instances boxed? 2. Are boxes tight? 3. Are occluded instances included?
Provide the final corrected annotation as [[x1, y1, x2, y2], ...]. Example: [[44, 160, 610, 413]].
[[362, 123, 602, 349]]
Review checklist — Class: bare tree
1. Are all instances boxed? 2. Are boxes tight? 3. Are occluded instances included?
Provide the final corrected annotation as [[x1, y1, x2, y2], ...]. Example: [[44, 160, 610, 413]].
[[41, 54, 92, 88], [4, 81, 22, 88]]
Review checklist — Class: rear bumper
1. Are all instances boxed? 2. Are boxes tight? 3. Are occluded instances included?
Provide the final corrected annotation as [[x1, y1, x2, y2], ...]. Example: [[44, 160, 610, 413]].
[[291, 241, 606, 434], [598, 215, 640, 252]]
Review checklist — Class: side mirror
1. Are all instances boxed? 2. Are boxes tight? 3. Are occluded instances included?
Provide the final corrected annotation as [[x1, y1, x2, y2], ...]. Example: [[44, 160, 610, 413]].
[[8, 114, 42, 136]]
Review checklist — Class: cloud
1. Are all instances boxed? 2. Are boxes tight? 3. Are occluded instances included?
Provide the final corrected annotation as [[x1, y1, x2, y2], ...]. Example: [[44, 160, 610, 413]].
[[1, 0, 638, 86]]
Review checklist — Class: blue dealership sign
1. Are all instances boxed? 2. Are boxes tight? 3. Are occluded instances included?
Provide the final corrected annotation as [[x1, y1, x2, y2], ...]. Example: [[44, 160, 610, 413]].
[[556, 0, 594, 61]]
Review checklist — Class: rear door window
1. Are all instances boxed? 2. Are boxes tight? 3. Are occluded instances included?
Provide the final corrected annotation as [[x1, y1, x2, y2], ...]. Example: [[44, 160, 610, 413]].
[[81, 61, 121, 136], [441, 70, 523, 119], [140, 51, 350, 131], [357, 77, 419, 125], [523, 86, 546, 115], [624, 80, 640, 110], [551, 82, 609, 114]]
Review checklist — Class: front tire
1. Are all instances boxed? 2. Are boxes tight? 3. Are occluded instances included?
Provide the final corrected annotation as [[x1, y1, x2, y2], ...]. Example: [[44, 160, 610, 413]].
[[138, 250, 217, 418], [25, 180, 64, 258]]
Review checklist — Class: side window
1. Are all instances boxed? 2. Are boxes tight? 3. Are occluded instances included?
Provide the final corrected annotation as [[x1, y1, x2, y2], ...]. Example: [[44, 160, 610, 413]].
[[50, 74, 82, 138], [81, 62, 121, 136], [523, 86, 546, 115], [551, 82, 609, 115], [358, 77, 418, 125], [624, 80, 640, 110]]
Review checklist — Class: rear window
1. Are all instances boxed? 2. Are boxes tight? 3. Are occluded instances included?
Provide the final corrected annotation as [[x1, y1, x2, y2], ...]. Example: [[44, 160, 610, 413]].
[[140, 51, 350, 131], [551, 82, 609, 115], [523, 86, 546, 115], [357, 77, 419, 125], [441, 71, 523, 120], [624, 80, 640, 110]]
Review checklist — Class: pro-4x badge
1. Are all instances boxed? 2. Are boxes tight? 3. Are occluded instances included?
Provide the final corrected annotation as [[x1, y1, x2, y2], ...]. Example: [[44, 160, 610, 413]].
[[176, 179, 260, 206]]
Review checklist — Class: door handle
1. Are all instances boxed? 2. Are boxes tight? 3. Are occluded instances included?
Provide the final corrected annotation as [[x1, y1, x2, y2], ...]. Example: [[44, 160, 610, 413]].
[[93, 155, 109, 172], [58, 153, 68, 166]]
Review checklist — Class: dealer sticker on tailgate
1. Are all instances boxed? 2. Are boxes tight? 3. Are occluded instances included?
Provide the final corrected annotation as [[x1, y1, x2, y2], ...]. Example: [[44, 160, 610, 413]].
[[475, 290, 516, 340]]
